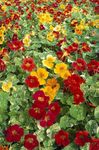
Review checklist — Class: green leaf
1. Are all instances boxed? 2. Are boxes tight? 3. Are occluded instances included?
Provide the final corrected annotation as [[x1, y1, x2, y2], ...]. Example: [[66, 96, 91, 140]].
[[85, 120, 98, 135], [80, 143, 89, 150], [0, 92, 9, 112], [69, 105, 86, 121], [63, 143, 78, 150], [94, 106, 99, 122], [60, 115, 76, 129]]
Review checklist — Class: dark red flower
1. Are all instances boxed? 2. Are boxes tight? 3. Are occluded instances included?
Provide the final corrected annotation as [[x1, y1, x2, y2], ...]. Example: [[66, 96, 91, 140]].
[[25, 76, 39, 88], [32, 90, 49, 108], [64, 43, 78, 54], [94, 6, 99, 14], [87, 60, 99, 75], [64, 74, 85, 94], [40, 111, 56, 127], [73, 89, 85, 104], [90, 138, 99, 150], [54, 130, 70, 147], [74, 131, 91, 146], [48, 102, 61, 116], [21, 57, 36, 72], [40, 24, 45, 30], [72, 58, 86, 71], [81, 42, 91, 52], [0, 59, 6, 71], [28, 104, 46, 120], [4, 124, 24, 142], [7, 34, 24, 51], [24, 134, 38, 150], [56, 50, 66, 62]]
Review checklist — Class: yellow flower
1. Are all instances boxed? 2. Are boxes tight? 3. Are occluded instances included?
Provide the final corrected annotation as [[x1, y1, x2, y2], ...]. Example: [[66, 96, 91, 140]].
[[2, 81, 12, 92], [0, 31, 4, 36], [75, 27, 82, 35], [54, 63, 70, 78], [0, 36, 4, 44], [93, 19, 99, 28], [30, 71, 38, 77], [61, 70, 71, 79], [0, 25, 6, 33], [31, 68, 49, 85], [42, 55, 56, 69], [47, 32, 54, 41], [23, 34, 31, 47], [54, 25, 61, 32], [46, 78, 60, 93], [72, 6, 79, 12], [59, 4, 65, 10], [38, 13, 53, 24], [37, 68, 49, 85], [1, 5, 7, 11], [50, 25, 54, 31], [42, 86, 56, 102]]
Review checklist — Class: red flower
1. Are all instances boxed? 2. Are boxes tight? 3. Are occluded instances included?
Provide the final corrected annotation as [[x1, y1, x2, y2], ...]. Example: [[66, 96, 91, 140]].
[[21, 57, 36, 72], [0, 59, 6, 71], [4, 124, 24, 142], [28, 104, 46, 120], [7, 34, 24, 51], [64, 43, 78, 54], [64, 74, 85, 94], [56, 50, 66, 61], [74, 131, 91, 146], [40, 112, 56, 127], [54, 130, 70, 147], [32, 90, 49, 108], [87, 60, 99, 75], [25, 76, 39, 88], [40, 24, 45, 30], [24, 134, 38, 150], [90, 138, 99, 150], [73, 89, 85, 104], [94, 6, 99, 14], [48, 101, 61, 116], [72, 58, 86, 71], [81, 42, 91, 52]]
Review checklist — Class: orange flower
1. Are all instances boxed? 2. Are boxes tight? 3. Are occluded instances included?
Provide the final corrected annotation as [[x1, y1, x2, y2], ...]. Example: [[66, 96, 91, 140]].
[[46, 78, 60, 92], [0, 145, 9, 150]]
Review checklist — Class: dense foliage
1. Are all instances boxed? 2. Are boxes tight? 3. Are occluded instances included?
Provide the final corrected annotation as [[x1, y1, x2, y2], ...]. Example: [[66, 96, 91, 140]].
[[0, 0, 99, 149]]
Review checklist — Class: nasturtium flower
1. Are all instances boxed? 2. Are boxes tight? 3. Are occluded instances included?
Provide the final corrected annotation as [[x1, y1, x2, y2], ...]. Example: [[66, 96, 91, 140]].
[[72, 58, 87, 71], [47, 32, 55, 41], [32, 90, 49, 108], [90, 138, 99, 150], [30, 68, 49, 85], [42, 55, 56, 69], [46, 78, 60, 93], [0, 36, 4, 44], [74, 131, 91, 146], [48, 101, 61, 116], [4, 124, 24, 143], [29, 104, 46, 120], [54, 130, 70, 147], [24, 134, 39, 150], [40, 111, 56, 127], [23, 34, 31, 47], [42, 86, 56, 102], [2, 81, 12, 92], [0, 58, 6, 71], [21, 57, 35, 72], [25, 75, 39, 88], [38, 12, 53, 24], [37, 68, 49, 85], [54, 62, 70, 79]]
